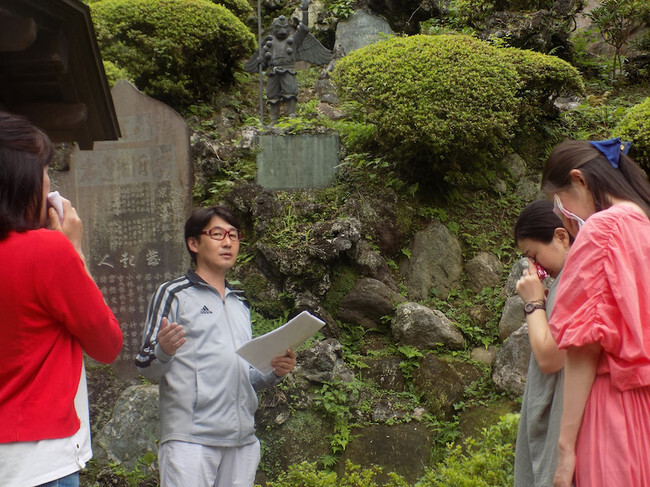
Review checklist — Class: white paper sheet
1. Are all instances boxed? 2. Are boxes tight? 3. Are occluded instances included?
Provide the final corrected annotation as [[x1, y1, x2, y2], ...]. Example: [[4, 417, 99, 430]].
[[236, 310, 325, 373]]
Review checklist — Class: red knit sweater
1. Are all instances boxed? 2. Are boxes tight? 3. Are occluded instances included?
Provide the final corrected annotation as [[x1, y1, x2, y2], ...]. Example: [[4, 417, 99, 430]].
[[0, 229, 122, 443]]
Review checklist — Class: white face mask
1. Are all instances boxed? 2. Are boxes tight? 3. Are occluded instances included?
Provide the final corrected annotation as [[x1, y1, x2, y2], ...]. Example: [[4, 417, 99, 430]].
[[553, 194, 585, 229]]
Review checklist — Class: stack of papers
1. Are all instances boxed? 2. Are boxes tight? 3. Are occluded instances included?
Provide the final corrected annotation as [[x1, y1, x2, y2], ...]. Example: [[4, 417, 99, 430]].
[[236, 310, 325, 373]]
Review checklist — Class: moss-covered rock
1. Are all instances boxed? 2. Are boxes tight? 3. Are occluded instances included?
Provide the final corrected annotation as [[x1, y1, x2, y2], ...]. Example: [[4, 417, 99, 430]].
[[413, 354, 484, 419], [257, 409, 335, 479]]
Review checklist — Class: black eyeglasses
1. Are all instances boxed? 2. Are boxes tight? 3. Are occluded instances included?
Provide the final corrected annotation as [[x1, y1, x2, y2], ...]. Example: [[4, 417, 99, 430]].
[[201, 226, 242, 241]]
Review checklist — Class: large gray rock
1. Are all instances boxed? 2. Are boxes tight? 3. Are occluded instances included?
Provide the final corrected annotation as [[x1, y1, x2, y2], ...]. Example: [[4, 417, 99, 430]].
[[392, 302, 465, 350], [93, 385, 160, 471], [516, 176, 543, 203], [492, 325, 531, 396], [503, 258, 530, 297], [292, 338, 354, 383], [309, 217, 362, 262], [334, 9, 394, 55], [471, 345, 497, 366], [348, 239, 397, 290], [502, 152, 528, 179], [401, 222, 463, 300], [466, 251, 504, 293], [499, 295, 525, 342], [337, 277, 406, 329]]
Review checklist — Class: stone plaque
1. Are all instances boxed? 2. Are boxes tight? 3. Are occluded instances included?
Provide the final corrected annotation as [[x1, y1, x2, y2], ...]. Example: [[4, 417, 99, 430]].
[[256, 134, 339, 189], [68, 81, 192, 377], [335, 9, 394, 55]]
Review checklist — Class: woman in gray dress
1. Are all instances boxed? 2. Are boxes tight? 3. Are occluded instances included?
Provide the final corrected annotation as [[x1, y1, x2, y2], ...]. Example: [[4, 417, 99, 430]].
[[513, 200, 572, 487]]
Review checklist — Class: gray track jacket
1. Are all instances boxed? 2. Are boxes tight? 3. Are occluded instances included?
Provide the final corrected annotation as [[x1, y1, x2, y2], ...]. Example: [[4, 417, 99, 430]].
[[135, 270, 280, 447]]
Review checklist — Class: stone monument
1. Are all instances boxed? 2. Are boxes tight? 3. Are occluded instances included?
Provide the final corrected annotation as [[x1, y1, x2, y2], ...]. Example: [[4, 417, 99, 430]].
[[256, 133, 339, 189], [56, 80, 193, 377], [335, 9, 394, 55]]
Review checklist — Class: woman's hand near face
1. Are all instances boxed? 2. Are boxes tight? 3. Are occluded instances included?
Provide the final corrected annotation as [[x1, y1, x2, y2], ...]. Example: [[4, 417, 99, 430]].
[[49, 197, 84, 258], [516, 259, 546, 303]]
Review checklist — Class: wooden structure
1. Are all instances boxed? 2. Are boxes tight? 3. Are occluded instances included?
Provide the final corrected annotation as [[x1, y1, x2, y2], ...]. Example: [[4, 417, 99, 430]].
[[0, 0, 120, 149]]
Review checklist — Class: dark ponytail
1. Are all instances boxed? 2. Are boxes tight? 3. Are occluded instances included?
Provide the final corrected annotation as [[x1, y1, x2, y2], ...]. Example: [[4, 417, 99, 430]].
[[542, 140, 650, 219]]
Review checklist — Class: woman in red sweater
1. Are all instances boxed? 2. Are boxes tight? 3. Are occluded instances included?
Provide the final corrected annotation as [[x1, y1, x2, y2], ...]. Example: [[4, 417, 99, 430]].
[[0, 112, 123, 486]]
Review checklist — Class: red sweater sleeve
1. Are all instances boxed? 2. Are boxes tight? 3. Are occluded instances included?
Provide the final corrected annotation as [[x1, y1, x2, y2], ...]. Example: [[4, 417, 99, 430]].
[[34, 231, 123, 363]]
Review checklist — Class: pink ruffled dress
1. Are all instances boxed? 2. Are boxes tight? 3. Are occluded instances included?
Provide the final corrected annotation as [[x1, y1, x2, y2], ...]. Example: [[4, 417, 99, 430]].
[[550, 204, 650, 486]]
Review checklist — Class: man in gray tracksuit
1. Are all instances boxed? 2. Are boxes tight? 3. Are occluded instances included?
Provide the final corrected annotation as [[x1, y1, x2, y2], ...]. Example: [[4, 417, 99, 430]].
[[135, 206, 296, 487]]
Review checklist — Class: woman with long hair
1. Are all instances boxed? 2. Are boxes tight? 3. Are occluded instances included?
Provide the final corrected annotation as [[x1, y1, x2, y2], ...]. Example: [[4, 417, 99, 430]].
[[542, 138, 650, 487]]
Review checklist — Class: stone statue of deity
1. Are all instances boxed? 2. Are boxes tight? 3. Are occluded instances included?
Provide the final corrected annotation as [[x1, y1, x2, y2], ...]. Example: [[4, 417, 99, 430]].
[[245, 0, 331, 124]]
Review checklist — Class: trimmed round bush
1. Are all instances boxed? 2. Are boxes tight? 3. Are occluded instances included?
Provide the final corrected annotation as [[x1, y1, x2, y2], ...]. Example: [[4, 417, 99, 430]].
[[614, 97, 650, 171], [92, 0, 255, 108], [331, 34, 584, 182], [332, 34, 521, 180]]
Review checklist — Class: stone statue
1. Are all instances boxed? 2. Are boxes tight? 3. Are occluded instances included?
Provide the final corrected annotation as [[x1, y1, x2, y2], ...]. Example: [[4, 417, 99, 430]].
[[245, 0, 331, 124]]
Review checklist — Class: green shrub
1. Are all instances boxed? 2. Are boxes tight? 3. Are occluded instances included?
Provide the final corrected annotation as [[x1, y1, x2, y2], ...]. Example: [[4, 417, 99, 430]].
[[416, 413, 519, 486], [211, 0, 253, 22], [449, 0, 555, 25], [332, 34, 581, 186], [332, 34, 521, 183], [91, 0, 255, 108], [614, 97, 650, 171], [102, 60, 132, 88], [501, 46, 585, 128], [259, 460, 409, 486], [448, 0, 496, 25]]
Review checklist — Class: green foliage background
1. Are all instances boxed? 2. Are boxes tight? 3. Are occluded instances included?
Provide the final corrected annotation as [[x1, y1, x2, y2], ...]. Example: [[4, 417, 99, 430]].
[[615, 97, 650, 171]]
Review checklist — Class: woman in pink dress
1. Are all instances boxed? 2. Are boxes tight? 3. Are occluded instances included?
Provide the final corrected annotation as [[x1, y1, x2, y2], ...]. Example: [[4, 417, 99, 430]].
[[541, 138, 650, 487]]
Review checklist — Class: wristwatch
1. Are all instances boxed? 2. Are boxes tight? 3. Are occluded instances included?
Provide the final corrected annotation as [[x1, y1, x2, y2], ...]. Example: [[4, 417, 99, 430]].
[[524, 301, 545, 314]]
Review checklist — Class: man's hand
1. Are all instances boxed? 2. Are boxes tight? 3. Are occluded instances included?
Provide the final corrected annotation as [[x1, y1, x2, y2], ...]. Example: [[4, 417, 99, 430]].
[[271, 349, 296, 377], [157, 317, 186, 356]]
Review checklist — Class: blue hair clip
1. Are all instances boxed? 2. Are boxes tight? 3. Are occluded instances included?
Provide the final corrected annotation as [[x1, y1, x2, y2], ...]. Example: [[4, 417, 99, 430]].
[[589, 137, 631, 169]]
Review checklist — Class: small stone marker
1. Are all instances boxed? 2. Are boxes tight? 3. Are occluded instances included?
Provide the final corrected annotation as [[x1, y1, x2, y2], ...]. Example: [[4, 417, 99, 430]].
[[334, 9, 394, 55]]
